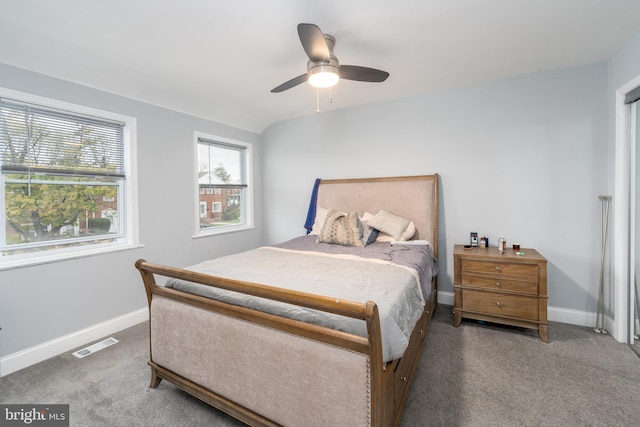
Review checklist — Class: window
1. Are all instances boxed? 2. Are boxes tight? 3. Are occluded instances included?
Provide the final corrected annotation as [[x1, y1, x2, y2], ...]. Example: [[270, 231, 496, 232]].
[[0, 89, 137, 265], [196, 132, 252, 235]]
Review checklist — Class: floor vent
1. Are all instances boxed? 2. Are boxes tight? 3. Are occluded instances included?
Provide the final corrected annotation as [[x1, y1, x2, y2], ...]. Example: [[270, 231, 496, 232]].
[[72, 337, 119, 359]]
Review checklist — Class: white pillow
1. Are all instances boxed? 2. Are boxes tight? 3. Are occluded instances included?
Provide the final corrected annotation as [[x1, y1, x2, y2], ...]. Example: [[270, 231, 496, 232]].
[[309, 206, 329, 235], [400, 221, 416, 241], [367, 210, 411, 241], [361, 212, 374, 222], [374, 224, 415, 242], [374, 233, 395, 243]]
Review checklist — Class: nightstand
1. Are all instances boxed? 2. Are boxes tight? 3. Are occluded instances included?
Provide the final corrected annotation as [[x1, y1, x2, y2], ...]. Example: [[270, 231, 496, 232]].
[[453, 245, 548, 342]]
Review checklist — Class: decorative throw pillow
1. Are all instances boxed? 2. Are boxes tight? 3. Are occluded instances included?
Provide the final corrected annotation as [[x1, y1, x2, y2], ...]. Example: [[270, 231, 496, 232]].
[[317, 210, 364, 247], [366, 210, 411, 241]]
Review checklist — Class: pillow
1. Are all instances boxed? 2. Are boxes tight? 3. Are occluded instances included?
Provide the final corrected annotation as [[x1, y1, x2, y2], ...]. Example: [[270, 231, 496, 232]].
[[359, 212, 379, 245], [374, 233, 395, 243], [374, 221, 416, 242], [361, 212, 374, 222], [309, 206, 330, 235], [361, 221, 380, 245], [400, 221, 416, 241], [317, 210, 364, 247], [366, 210, 411, 241]]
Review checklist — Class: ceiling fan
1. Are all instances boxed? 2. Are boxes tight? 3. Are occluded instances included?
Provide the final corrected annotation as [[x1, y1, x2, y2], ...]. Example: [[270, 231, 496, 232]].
[[271, 23, 390, 93]]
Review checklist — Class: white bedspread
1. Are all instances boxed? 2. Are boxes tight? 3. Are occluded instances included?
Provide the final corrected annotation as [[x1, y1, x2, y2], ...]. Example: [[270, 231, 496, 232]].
[[166, 245, 428, 362]]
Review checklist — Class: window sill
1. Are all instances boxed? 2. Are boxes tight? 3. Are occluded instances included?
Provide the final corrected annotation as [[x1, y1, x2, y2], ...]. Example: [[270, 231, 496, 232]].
[[192, 225, 256, 239], [0, 243, 145, 271]]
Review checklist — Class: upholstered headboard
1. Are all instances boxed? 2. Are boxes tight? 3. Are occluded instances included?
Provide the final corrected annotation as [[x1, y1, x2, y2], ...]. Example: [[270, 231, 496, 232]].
[[315, 174, 439, 256]]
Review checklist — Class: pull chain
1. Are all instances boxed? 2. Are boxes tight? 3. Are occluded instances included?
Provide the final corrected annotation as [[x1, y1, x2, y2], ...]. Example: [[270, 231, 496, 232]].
[[315, 88, 334, 113]]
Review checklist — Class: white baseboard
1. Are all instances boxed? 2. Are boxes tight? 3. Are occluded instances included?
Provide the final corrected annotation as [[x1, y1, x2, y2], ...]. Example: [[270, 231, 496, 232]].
[[548, 306, 598, 327], [1, 308, 147, 377], [438, 291, 604, 329], [438, 291, 454, 306]]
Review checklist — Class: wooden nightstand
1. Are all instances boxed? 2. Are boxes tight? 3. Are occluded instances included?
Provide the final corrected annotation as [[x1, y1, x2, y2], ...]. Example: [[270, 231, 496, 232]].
[[453, 244, 548, 342]]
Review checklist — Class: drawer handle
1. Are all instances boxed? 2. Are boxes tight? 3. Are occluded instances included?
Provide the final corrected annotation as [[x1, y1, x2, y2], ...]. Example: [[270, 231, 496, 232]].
[[401, 376, 407, 382], [496, 302, 501, 307], [495, 282, 501, 287], [495, 266, 501, 271]]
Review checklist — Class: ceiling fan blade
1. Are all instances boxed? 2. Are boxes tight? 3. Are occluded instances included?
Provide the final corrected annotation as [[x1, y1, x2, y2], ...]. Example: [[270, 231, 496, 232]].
[[297, 23, 331, 62], [339, 65, 389, 82], [270, 74, 308, 93]]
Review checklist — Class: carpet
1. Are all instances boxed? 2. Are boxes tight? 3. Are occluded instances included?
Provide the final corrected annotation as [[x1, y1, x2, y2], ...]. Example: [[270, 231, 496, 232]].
[[2, 305, 640, 426]]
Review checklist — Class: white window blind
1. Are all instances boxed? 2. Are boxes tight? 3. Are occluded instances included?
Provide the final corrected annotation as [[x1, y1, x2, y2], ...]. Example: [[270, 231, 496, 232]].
[[0, 98, 125, 178], [197, 138, 247, 188]]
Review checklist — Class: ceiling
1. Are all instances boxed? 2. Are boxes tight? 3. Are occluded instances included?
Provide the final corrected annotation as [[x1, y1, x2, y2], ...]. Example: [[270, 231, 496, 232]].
[[2, 0, 640, 133]]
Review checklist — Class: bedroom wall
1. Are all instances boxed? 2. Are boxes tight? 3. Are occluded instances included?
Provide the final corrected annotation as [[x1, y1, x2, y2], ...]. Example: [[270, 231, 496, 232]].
[[0, 64, 263, 367], [261, 62, 608, 324]]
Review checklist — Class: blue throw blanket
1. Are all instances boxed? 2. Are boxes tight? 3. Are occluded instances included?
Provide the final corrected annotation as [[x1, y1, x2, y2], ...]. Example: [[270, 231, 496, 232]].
[[304, 178, 321, 234]]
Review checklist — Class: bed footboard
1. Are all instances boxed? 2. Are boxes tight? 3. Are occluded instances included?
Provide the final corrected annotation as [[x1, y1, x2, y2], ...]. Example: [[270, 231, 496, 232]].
[[151, 295, 372, 426], [136, 259, 435, 426], [136, 259, 392, 426]]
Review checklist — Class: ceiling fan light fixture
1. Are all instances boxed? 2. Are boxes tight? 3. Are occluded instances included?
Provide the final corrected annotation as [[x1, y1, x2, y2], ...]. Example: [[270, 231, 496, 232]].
[[307, 63, 340, 88], [270, 24, 389, 94]]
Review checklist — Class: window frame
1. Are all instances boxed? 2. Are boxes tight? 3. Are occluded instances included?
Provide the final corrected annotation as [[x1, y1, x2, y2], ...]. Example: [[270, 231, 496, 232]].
[[194, 131, 253, 237], [0, 87, 140, 270]]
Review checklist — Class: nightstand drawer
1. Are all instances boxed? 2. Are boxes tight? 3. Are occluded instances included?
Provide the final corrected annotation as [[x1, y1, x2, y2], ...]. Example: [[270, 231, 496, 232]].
[[461, 275, 538, 295], [461, 259, 538, 277], [462, 289, 538, 320]]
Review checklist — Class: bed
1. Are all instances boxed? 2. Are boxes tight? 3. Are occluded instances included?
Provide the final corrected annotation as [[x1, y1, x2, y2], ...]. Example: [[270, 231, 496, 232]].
[[135, 174, 439, 427]]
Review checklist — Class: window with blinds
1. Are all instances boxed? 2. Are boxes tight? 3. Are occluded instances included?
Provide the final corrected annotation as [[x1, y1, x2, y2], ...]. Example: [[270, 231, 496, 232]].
[[196, 133, 252, 234], [0, 94, 132, 259]]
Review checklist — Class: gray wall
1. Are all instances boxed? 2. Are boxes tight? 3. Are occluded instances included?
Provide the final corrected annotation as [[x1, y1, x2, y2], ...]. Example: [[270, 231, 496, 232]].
[[0, 64, 263, 357], [261, 62, 609, 316]]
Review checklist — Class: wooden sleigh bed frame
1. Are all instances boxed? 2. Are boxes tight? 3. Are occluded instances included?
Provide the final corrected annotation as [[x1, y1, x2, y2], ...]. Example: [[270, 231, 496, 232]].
[[135, 174, 439, 427]]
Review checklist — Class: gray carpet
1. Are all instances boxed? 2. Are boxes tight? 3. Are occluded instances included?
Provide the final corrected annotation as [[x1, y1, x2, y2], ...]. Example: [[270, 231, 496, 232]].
[[2, 305, 640, 426]]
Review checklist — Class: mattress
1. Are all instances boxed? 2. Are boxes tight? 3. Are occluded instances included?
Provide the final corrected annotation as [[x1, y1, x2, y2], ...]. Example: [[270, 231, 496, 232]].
[[165, 235, 438, 362]]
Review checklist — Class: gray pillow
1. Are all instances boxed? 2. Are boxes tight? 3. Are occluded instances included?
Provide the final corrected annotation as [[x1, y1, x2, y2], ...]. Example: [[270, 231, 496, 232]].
[[361, 222, 380, 245]]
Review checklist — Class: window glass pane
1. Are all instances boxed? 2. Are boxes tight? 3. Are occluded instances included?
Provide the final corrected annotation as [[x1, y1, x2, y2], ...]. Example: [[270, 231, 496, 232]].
[[3, 174, 120, 255], [197, 139, 247, 232]]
